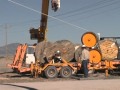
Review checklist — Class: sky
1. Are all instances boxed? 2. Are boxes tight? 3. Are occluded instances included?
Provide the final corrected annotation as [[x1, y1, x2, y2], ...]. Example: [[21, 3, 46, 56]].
[[0, 0, 120, 46]]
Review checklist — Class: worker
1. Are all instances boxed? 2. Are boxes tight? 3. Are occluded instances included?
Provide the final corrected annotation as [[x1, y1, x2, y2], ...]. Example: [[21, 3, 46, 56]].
[[52, 50, 62, 63], [80, 45, 90, 78]]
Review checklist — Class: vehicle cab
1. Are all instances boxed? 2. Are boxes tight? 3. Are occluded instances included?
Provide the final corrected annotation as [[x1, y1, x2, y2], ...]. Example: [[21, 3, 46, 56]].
[[25, 46, 35, 65]]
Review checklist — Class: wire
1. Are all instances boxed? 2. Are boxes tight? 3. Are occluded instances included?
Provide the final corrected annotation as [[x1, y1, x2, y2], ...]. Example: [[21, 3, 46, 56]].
[[55, 0, 120, 20], [3, 0, 108, 26], [5, 0, 118, 29], [70, 5, 120, 22], [2, 0, 119, 33], [53, 0, 110, 17], [8, 0, 89, 31]]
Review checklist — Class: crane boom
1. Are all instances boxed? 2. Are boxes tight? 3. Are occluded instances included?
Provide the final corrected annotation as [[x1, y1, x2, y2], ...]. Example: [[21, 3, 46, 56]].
[[29, 0, 60, 43]]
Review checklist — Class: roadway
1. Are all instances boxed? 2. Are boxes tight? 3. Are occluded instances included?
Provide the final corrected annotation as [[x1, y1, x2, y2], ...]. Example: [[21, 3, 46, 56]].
[[0, 79, 120, 90]]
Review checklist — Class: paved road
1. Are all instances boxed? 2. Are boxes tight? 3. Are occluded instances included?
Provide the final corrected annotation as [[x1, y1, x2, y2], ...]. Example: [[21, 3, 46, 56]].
[[0, 79, 120, 90]]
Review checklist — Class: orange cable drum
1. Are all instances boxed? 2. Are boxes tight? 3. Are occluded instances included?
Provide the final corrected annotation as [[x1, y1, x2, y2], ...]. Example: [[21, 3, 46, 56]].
[[81, 32, 98, 47], [89, 49, 102, 64]]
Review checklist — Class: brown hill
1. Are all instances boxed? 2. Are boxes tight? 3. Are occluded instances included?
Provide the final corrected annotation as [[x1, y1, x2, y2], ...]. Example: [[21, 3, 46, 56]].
[[0, 43, 19, 57]]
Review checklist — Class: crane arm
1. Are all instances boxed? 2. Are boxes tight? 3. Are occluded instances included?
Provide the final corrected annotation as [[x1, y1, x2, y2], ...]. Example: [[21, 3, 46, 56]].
[[38, 0, 49, 42], [29, 0, 60, 43]]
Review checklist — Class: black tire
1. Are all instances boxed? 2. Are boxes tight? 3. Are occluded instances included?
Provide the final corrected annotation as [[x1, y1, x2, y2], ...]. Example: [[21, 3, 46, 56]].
[[60, 66, 72, 78], [44, 66, 58, 78]]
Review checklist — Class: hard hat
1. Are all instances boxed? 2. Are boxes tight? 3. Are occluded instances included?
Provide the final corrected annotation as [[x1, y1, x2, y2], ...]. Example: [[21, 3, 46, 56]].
[[55, 50, 60, 54], [55, 50, 61, 56], [81, 45, 86, 47], [91, 46, 95, 49]]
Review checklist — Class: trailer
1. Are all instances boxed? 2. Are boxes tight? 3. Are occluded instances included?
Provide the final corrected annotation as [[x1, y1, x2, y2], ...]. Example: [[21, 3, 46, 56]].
[[81, 32, 120, 76], [7, 44, 36, 73], [30, 57, 81, 78]]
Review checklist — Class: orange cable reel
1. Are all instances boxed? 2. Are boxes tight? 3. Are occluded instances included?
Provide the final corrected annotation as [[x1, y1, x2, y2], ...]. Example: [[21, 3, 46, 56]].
[[81, 32, 98, 48], [89, 49, 102, 64]]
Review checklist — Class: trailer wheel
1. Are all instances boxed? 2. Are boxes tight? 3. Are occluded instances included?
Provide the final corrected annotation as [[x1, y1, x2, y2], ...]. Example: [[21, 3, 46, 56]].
[[44, 66, 58, 78], [60, 66, 72, 78]]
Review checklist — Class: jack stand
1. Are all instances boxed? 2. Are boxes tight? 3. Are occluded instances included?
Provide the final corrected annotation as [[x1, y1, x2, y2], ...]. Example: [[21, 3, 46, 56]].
[[105, 69, 109, 77]]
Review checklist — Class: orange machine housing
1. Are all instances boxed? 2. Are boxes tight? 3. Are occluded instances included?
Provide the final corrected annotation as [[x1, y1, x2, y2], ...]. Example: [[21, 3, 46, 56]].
[[7, 44, 31, 73]]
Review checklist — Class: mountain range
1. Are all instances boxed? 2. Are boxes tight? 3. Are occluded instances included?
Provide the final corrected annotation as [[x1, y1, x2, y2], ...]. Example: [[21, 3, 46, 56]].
[[0, 43, 20, 57]]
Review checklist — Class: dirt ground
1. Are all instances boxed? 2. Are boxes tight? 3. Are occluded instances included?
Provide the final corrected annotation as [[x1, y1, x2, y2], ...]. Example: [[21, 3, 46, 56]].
[[0, 57, 120, 90], [0, 57, 13, 73], [0, 79, 120, 90]]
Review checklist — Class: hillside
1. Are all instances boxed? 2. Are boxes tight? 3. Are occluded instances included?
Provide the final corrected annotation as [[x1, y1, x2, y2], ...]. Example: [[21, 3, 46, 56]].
[[0, 43, 20, 57]]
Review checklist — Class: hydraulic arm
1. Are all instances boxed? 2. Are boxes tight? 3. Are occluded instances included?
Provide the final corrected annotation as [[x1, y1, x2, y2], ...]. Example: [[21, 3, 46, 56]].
[[29, 0, 60, 43]]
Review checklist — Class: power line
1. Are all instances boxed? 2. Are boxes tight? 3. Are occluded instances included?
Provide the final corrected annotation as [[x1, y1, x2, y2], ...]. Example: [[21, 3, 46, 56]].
[[2, 0, 108, 27], [8, 0, 89, 31], [1, 0, 119, 33], [55, 0, 120, 20], [4, 0, 119, 30], [70, 5, 120, 22], [53, 0, 110, 17]]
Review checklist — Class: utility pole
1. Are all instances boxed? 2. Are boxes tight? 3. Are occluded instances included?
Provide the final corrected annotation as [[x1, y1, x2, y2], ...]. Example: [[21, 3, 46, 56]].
[[2, 24, 11, 61], [5, 24, 8, 61]]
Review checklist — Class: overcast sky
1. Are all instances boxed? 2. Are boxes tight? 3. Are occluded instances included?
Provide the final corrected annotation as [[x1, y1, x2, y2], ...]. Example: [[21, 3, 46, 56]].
[[0, 0, 120, 46]]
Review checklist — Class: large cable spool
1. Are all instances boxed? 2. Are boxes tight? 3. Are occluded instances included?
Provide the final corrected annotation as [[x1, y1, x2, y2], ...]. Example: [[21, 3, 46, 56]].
[[89, 49, 102, 64], [99, 39, 119, 60], [74, 46, 82, 62], [35, 40, 75, 63], [81, 32, 98, 48]]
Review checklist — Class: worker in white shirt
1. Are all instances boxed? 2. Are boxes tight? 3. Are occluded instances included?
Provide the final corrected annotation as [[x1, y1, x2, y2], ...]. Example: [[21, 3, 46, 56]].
[[80, 45, 90, 78]]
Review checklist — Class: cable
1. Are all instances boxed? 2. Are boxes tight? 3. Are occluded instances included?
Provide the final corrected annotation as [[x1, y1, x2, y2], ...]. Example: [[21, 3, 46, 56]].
[[48, 0, 120, 25], [8, 0, 89, 31], [6, 0, 120, 32], [4, 0, 109, 26], [5, 0, 118, 29], [2, 0, 120, 32], [55, 0, 120, 20], [70, 5, 120, 23], [53, 0, 110, 17]]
